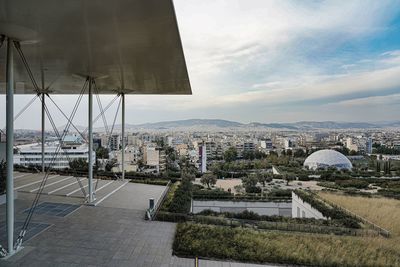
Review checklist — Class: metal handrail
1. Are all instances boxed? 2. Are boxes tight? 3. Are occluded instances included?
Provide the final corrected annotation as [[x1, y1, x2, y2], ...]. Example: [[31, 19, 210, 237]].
[[146, 180, 172, 220]]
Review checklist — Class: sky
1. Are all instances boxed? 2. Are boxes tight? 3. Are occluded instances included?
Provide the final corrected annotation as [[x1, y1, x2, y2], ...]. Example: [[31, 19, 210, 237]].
[[1, 0, 400, 130]]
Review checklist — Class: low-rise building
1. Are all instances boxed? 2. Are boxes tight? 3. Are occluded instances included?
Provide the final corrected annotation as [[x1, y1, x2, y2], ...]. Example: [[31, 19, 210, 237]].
[[14, 141, 95, 170]]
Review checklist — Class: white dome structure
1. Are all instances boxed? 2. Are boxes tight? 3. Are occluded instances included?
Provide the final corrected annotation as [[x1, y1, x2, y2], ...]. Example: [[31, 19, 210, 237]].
[[304, 149, 352, 170]]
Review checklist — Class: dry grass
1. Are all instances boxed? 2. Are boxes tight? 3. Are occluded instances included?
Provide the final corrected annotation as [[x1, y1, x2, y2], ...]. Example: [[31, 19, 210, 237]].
[[174, 223, 400, 267], [319, 192, 400, 235], [318, 192, 400, 266]]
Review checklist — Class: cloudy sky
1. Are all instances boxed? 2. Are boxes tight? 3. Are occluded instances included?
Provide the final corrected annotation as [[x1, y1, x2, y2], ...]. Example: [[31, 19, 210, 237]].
[[2, 0, 400, 130]]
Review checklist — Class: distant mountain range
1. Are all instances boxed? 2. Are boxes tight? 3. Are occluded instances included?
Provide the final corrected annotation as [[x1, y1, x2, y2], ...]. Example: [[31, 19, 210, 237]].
[[78, 119, 400, 132], [39, 119, 400, 133]]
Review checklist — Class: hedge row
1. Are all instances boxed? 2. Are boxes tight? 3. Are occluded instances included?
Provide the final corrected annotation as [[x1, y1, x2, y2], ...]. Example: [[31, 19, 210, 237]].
[[156, 211, 380, 238], [167, 178, 193, 213], [192, 188, 291, 202], [130, 179, 169, 186], [196, 210, 348, 227]]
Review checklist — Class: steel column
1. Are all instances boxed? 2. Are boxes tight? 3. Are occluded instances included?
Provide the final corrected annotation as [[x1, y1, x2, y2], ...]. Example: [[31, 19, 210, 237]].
[[41, 93, 45, 172], [6, 38, 15, 255], [121, 93, 125, 180], [88, 78, 94, 202]]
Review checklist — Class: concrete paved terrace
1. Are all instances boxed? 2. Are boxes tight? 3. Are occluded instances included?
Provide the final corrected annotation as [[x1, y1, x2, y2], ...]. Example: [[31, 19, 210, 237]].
[[1, 172, 281, 267], [12, 172, 128, 205]]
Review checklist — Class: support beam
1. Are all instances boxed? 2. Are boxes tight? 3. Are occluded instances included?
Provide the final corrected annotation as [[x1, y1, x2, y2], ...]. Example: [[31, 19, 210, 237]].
[[41, 93, 45, 173], [6, 37, 15, 255], [121, 93, 125, 180], [88, 78, 94, 202]]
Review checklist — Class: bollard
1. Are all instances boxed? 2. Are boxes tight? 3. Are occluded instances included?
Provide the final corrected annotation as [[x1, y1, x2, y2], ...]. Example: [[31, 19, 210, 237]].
[[149, 198, 155, 210]]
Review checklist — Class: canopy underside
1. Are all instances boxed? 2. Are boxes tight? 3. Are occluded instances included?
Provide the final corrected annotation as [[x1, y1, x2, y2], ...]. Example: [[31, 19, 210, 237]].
[[0, 0, 191, 95]]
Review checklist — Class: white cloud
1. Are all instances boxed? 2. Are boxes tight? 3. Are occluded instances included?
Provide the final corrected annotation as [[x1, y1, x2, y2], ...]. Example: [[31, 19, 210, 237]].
[[332, 94, 400, 107], [175, 0, 398, 78], [124, 55, 400, 111]]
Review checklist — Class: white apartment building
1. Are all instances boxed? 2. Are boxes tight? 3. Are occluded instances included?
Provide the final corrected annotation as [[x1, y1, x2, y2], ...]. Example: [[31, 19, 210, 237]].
[[14, 142, 95, 169]]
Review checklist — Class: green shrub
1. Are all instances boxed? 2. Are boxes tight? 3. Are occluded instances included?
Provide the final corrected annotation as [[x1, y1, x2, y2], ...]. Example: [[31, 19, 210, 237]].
[[196, 209, 349, 228], [335, 179, 369, 189], [160, 182, 179, 211], [245, 186, 261, 193], [130, 179, 169, 186], [268, 189, 292, 197], [156, 211, 188, 222], [193, 188, 232, 198], [168, 177, 193, 213]]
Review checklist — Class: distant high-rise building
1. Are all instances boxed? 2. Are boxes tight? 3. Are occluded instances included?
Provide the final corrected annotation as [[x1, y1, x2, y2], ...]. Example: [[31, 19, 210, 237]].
[[199, 145, 207, 173], [109, 134, 120, 151], [366, 138, 373, 154]]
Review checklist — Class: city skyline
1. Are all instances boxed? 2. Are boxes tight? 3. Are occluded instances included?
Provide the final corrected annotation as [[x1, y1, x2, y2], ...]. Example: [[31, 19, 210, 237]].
[[1, 0, 400, 129]]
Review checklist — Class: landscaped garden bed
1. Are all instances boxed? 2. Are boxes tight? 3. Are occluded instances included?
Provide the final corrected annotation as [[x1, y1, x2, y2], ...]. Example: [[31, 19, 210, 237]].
[[173, 223, 399, 267]]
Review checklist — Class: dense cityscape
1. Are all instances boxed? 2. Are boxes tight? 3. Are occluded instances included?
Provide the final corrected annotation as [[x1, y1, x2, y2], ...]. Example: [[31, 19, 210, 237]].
[[5, 120, 400, 179]]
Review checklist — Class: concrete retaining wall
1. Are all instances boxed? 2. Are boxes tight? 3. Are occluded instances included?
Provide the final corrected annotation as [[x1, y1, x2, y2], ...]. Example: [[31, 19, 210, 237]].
[[291, 191, 326, 219]]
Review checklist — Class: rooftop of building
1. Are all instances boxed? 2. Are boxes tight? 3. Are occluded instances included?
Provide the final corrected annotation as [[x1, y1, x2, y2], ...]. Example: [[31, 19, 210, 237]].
[[16, 142, 89, 152]]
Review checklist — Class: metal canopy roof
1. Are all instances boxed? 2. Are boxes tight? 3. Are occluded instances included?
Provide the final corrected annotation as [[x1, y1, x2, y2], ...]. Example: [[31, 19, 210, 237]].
[[0, 0, 191, 95]]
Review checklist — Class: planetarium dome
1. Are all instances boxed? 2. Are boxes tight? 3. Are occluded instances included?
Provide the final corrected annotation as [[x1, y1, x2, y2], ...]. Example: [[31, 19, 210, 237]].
[[303, 149, 352, 170]]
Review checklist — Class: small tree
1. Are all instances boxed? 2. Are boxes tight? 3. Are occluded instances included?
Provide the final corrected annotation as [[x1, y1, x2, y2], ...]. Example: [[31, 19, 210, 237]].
[[224, 147, 238, 162], [234, 184, 244, 194], [283, 172, 296, 186], [69, 158, 88, 172], [105, 158, 118, 172], [255, 171, 265, 187], [293, 149, 306, 158], [242, 174, 260, 193], [258, 172, 273, 187], [200, 172, 217, 189], [96, 146, 109, 159]]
